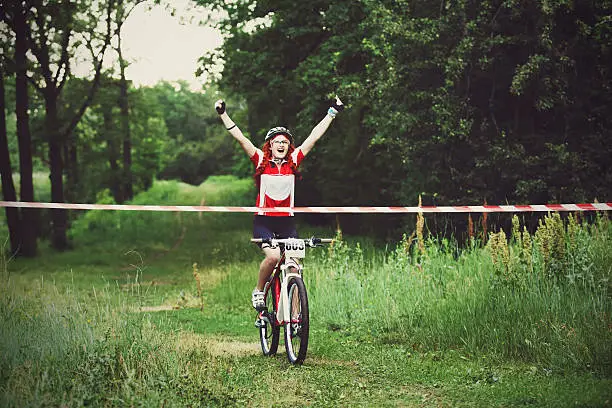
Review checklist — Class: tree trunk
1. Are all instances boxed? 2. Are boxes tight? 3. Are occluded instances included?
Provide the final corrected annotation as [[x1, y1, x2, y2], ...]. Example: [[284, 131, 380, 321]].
[[45, 91, 69, 250], [104, 108, 123, 203], [14, 4, 37, 257], [118, 32, 133, 200], [64, 132, 78, 202], [0, 69, 23, 255], [63, 132, 78, 227]]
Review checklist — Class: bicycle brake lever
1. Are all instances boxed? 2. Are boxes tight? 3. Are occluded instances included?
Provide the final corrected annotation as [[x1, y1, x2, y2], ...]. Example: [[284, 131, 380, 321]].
[[308, 237, 321, 247]]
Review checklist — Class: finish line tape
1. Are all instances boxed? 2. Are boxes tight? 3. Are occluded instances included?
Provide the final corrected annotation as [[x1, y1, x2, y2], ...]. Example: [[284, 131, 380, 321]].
[[0, 201, 611, 213]]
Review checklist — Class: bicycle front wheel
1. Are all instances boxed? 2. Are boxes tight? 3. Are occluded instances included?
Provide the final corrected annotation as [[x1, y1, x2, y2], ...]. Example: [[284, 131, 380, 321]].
[[259, 278, 280, 356], [284, 276, 309, 365]]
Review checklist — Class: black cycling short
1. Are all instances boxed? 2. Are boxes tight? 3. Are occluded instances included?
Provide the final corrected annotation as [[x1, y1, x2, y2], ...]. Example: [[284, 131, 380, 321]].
[[253, 215, 298, 245]]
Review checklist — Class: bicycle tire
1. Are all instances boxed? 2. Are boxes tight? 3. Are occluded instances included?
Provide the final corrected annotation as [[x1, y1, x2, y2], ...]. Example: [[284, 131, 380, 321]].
[[284, 276, 309, 365], [259, 277, 280, 356]]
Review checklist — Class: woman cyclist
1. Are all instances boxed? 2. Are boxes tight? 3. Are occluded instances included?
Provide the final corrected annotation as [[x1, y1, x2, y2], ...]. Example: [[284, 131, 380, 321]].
[[214, 96, 344, 310]]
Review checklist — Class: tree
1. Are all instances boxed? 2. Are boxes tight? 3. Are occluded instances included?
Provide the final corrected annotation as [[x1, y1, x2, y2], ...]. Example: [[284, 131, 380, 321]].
[[0, 65, 23, 255], [112, 0, 148, 201], [148, 81, 237, 185], [198, 0, 612, 239], [66, 79, 170, 203], [23, 0, 114, 250], [1, 1, 39, 256], [362, 0, 612, 205]]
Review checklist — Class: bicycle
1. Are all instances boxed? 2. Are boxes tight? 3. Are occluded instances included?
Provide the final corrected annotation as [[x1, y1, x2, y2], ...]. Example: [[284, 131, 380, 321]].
[[250, 237, 333, 365]]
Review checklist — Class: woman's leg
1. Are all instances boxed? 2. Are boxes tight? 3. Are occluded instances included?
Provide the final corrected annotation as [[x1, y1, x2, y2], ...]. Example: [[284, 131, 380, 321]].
[[257, 216, 296, 289], [257, 245, 281, 291], [252, 215, 296, 309]]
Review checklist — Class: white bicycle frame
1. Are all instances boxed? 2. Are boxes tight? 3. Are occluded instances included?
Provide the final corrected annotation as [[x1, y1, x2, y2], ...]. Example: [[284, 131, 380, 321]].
[[253, 237, 332, 324], [276, 256, 302, 324]]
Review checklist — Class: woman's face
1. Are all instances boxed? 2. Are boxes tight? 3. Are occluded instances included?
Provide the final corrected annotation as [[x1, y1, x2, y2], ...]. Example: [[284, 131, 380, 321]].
[[270, 135, 290, 159]]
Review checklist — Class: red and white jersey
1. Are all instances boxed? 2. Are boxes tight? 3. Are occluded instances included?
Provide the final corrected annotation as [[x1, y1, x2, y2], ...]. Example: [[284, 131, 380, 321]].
[[250, 148, 305, 216]]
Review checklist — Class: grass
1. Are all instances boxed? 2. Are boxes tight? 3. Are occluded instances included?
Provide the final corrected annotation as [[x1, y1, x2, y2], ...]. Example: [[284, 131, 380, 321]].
[[1, 175, 611, 407], [309, 237, 611, 373]]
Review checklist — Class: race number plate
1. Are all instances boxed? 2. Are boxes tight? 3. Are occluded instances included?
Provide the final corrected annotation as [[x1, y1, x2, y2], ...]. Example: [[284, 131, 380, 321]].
[[284, 239, 305, 258]]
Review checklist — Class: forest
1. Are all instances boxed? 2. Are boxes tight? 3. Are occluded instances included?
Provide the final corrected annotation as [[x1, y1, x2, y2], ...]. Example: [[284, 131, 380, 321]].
[[1, 0, 611, 254]]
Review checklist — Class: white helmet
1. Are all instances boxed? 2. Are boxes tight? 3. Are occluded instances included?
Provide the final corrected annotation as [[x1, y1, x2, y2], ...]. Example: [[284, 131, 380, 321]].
[[265, 127, 293, 144]]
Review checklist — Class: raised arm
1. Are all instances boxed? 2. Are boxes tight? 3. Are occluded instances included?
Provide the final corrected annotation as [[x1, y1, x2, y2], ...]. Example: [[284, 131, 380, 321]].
[[215, 100, 257, 158], [298, 96, 344, 157]]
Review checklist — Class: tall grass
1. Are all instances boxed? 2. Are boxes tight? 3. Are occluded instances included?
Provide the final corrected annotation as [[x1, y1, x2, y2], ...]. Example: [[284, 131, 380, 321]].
[[0, 276, 245, 407], [1, 175, 610, 406], [0, 176, 261, 406], [308, 213, 611, 374]]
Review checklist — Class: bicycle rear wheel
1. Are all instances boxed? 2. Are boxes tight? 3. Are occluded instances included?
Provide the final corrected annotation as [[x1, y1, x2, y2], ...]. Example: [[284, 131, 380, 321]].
[[259, 278, 280, 356], [284, 276, 309, 365]]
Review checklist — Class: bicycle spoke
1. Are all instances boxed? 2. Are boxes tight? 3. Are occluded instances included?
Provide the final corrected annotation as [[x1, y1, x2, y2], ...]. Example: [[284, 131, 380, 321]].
[[259, 278, 279, 356], [284, 277, 309, 365]]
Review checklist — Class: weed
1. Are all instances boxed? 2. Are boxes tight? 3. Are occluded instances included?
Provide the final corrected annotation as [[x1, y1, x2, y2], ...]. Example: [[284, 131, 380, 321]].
[[193, 262, 203, 311]]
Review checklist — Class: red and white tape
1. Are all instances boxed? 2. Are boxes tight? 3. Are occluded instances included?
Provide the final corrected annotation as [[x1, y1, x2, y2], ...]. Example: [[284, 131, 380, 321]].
[[0, 201, 610, 213]]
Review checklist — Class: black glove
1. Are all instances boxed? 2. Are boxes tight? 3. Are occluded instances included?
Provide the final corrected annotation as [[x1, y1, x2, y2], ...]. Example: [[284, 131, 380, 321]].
[[330, 96, 344, 112], [215, 100, 226, 115]]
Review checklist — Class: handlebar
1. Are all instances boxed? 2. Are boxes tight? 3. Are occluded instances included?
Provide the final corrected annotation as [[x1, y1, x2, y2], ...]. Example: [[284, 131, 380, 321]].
[[251, 237, 334, 247]]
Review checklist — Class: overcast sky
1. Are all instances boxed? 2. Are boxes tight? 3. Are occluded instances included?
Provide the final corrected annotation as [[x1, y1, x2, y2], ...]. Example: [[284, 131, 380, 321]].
[[121, 1, 223, 90], [69, 0, 224, 91]]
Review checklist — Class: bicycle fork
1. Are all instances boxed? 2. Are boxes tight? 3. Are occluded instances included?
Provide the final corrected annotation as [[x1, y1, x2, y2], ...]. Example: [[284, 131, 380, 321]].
[[276, 261, 302, 324]]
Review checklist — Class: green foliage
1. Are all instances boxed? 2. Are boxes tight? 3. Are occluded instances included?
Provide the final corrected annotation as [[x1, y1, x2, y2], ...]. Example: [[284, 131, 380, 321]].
[[142, 82, 245, 185], [52, 77, 248, 206], [487, 228, 521, 289], [311, 215, 611, 372], [534, 213, 566, 279], [68, 176, 254, 252], [193, 0, 612, 239], [484, 212, 611, 294]]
